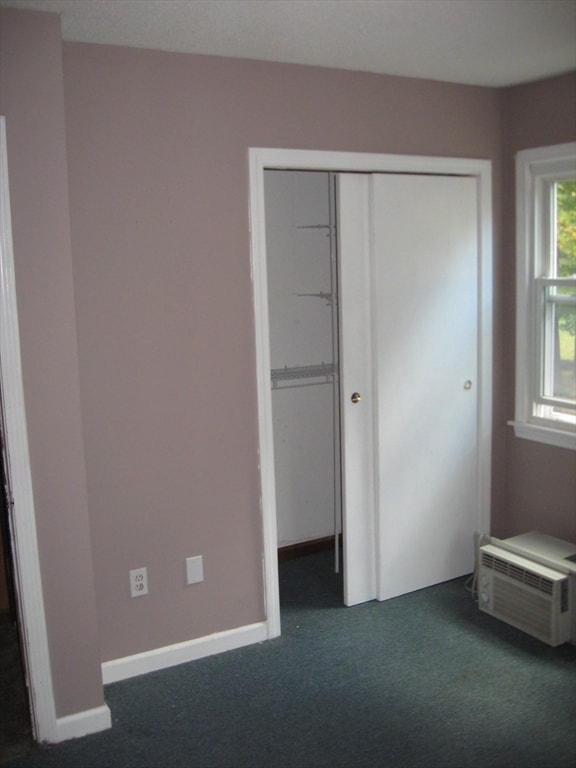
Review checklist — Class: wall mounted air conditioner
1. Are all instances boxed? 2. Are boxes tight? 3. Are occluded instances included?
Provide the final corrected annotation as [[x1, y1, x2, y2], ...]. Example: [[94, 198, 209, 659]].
[[479, 541, 573, 647]]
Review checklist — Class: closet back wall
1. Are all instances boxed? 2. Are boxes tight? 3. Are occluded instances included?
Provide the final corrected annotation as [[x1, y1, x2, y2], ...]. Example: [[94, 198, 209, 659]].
[[266, 171, 339, 547]]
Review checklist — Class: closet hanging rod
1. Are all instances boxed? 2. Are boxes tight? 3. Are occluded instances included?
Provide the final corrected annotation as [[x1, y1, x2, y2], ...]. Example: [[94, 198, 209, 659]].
[[271, 363, 337, 380], [271, 363, 338, 389], [294, 291, 335, 305], [272, 379, 335, 391]]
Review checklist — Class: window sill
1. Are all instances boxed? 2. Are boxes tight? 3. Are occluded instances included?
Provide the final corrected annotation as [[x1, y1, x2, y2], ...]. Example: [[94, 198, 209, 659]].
[[508, 420, 576, 450]]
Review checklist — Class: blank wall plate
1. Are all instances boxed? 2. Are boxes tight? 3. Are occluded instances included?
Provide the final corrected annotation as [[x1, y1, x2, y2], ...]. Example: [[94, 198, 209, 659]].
[[186, 556, 204, 585]]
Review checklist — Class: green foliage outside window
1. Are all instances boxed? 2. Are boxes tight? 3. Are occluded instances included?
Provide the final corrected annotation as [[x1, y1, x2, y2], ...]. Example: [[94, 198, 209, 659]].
[[556, 182, 576, 346], [557, 181, 576, 277]]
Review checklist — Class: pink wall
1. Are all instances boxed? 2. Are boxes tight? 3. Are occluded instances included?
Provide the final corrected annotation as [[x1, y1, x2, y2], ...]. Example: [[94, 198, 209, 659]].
[[2, 5, 574, 730], [0, 10, 105, 717], [498, 73, 576, 542], [61, 41, 505, 662]]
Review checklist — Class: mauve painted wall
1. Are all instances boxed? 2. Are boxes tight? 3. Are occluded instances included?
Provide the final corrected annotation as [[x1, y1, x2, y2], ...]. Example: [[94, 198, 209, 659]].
[[61, 41, 505, 661], [0, 10, 104, 716], [9, 8, 573, 713], [498, 73, 576, 543], [5, 5, 574, 730]]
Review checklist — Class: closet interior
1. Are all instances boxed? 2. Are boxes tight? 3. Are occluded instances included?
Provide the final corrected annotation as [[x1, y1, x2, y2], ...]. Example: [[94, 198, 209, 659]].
[[264, 170, 342, 570]]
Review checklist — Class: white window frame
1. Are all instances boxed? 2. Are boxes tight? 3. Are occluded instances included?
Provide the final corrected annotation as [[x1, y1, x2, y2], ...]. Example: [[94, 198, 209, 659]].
[[510, 142, 576, 450]]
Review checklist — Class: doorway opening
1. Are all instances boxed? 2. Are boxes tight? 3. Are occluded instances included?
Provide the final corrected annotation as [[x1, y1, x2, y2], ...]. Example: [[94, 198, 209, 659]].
[[264, 170, 343, 601], [249, 148, 493, 641], [0, 421, 34, 761]]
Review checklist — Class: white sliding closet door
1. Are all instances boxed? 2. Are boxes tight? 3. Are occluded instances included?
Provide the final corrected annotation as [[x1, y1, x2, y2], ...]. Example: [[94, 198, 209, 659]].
[[339, 173, 480, 604], [338, 176, 377, 605], [373, 173, 479, 599]]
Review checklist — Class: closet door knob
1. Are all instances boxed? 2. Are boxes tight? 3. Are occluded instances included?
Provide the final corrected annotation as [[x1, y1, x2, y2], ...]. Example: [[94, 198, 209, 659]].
[[351, 392, 361, 404]]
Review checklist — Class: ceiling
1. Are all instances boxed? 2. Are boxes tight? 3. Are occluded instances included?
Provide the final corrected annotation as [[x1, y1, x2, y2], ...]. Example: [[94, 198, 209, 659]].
[[1, 0, 575, 87]]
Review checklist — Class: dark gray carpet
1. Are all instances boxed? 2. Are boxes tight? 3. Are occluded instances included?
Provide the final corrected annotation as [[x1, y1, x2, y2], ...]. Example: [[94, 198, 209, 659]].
[[4, 550, 576, 767], [0, 616, 33, 764]]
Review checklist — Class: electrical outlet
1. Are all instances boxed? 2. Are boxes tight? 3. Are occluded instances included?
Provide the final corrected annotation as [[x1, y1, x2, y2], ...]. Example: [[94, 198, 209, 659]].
[[129, 567, 148, 597], [186, 556, 204, 585]]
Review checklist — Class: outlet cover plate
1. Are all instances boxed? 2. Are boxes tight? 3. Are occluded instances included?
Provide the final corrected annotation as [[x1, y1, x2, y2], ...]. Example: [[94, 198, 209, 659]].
[[130, 567, 148, 597], [186, 556, 204, 585]]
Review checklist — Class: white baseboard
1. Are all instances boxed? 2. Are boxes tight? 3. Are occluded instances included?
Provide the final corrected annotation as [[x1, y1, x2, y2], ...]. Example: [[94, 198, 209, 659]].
[[102, 621, 268, 685], [55, 704, 112, 743]]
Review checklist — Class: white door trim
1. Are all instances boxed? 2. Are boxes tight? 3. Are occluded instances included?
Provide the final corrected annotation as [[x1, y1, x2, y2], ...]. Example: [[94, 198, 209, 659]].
[[0, 116, 58, 741], [249, 148, 492, 636]]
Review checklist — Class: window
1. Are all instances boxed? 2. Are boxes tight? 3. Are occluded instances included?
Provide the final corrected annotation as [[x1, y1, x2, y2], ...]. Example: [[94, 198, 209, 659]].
[[511, 143, 576, 450]]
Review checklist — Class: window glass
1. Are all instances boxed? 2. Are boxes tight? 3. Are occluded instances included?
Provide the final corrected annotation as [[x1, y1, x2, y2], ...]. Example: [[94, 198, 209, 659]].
[[549, 181, 576, 406], [556, 181, 575, 278], [511, 143, 576, 449], [542, 284, 575, 401]]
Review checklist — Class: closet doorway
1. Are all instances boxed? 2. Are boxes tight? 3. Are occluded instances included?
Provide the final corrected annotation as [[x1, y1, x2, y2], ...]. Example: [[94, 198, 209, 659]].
[[250, 148, 493, 639], [265, 170, 342, 585]]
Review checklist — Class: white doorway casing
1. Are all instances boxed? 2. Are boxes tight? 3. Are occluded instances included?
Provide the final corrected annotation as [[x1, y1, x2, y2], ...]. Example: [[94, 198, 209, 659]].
[[249, 148, 493, 637], [0, 116, 58, 741]]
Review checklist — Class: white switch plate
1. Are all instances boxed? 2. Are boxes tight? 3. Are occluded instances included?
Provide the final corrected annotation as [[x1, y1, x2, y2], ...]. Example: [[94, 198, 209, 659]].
[[186, 555, 204, 585]]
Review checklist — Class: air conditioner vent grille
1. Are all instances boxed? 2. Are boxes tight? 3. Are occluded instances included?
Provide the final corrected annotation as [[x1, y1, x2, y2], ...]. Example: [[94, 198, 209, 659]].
[[561, 580, 568, 613], [492, 578, 552, 641], [481, 552, 554, 595]]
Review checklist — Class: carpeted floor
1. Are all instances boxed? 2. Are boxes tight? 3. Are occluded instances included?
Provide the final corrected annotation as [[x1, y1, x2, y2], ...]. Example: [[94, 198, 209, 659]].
[[0, 615, 33, 765], [3, 550, 576, 767]]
